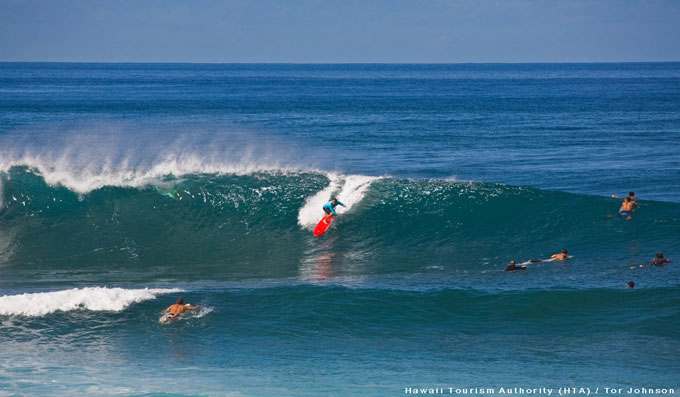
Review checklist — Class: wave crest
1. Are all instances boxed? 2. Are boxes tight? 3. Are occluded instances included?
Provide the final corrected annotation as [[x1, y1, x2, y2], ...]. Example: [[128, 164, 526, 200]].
[[0, 287, 182, 317], [0, 122, 316, 194]]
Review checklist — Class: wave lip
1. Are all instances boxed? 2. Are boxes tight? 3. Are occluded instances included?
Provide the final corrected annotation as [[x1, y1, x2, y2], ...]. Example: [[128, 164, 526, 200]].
[[0, 123, 315, 194], [0, 287, 182, 317]]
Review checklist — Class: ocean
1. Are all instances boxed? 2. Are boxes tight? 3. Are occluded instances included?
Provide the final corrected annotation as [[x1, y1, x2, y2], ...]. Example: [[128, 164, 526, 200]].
[[0, 63, 678, 396]]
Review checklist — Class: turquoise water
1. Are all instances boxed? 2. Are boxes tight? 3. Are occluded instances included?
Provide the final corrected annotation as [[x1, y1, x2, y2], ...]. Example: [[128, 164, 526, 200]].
[[0, 63, 679, 395]]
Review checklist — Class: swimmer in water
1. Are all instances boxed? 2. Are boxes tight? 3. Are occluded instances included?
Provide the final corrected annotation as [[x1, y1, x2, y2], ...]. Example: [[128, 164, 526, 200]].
[[162, 298, 200, 322], [505, 260, 526, 272], [627, 281, 635, 289]]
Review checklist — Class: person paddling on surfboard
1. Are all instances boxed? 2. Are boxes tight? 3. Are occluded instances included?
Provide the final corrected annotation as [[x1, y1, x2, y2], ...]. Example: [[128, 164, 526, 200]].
[[162, 298, 199, 322], [528, 249, 571, 263], [505, 260, 526, 272], [322, 198, 345, 224], [605, 194, 638, 220], [551, 249, 569, 260]]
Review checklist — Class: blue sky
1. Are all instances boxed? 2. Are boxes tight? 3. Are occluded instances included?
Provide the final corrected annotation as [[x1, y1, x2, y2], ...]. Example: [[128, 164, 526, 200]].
[[1, 0, 679, 62]]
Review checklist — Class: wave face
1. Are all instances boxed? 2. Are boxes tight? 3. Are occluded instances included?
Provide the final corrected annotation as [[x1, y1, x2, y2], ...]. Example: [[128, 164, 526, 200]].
[[1, 165, 678, 289]]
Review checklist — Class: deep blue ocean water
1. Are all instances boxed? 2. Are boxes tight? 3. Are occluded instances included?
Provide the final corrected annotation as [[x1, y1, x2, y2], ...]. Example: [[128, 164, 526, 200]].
[[0, 63, 679, 395]]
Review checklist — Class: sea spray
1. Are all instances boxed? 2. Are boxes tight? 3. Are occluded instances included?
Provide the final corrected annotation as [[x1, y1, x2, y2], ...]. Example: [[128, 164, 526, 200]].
[[297, 174, 379, 229], [0, 123, 315, 194]]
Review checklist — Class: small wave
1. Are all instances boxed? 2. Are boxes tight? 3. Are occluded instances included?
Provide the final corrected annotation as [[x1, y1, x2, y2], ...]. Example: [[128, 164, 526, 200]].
[[0, 287, 182, 317]]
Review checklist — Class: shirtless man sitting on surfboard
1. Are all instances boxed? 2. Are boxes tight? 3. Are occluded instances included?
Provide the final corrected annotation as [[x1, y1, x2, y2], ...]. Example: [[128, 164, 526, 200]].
[[162, 298, 199, 322], [322, 198, 345, 224]]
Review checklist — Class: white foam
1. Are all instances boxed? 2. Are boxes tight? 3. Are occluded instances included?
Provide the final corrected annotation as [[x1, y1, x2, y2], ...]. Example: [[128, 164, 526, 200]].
[[0, 151, 303, 194], [336, 174, 379, 212], [0, 287, 182, 317], [297, 173, 342, 228], [0, 124, 313, 194], [297, 174, 379, 229], [194, 306, 213, 318]]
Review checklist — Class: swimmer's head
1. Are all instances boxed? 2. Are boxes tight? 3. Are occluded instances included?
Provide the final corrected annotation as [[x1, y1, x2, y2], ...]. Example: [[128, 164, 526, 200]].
[[656, 252, 664, 259], [176, 298, 184, 305], [627, 281, 635, 288], [628, 191, 635, 197], [510, 260, 516, 265], [562, 249, 568, 254]]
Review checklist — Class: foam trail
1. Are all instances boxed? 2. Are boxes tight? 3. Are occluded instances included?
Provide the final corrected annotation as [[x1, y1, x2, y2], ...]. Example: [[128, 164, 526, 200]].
[[0, 287, 182, 317], [297, 174, 378, 229], [298, 174, 342, 228], [336, 175, 379, 213]]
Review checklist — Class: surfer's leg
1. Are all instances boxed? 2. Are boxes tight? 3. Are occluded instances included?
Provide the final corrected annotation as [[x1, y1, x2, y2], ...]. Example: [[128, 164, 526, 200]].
[[322, 208, 333, 224]]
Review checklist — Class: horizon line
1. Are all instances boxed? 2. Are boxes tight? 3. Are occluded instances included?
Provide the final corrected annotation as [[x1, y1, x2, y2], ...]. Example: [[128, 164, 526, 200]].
[[2, 60, 680, 65]]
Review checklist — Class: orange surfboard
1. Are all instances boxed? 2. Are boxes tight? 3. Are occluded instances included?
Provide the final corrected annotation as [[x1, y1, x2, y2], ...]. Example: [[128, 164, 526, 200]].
[[313, 216, 333, 236]]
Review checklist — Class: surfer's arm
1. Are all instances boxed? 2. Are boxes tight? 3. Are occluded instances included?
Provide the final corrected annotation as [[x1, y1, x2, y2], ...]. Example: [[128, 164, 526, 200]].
[[332, 201, 346, 215], [330, 207, 339, 216], [186, 305, 200, 310]]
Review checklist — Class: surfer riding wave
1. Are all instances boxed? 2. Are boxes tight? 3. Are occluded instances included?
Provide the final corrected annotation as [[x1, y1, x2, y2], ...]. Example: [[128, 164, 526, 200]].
[[322, 198, 345, 224]]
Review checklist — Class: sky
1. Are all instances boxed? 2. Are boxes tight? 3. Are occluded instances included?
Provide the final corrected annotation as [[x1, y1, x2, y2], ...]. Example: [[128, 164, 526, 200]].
[[1, 0, 679, 63]]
